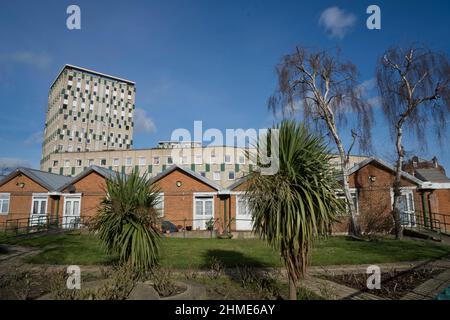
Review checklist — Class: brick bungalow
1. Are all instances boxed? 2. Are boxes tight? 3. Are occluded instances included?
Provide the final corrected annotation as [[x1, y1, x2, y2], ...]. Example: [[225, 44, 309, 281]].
[[334, 157, 427, 234], [149, 165, 223, 232], [403, 156, 450, 232], [0, 167, 72, 230], [56, 166, 116, 227], [1, 156, 447, 235]]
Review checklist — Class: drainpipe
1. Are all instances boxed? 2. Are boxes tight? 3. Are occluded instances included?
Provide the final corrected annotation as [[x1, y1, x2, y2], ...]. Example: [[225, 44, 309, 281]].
[[223, 197, 227, 234], [421, 192, 428, 228]]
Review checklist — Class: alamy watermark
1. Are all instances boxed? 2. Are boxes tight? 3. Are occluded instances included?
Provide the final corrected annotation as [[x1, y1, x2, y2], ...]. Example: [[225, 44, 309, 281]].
[[66, 5, 81, 30], [66, 265, 81, 290], [169, 121, 279, 175], [366, 265, 381, 290]]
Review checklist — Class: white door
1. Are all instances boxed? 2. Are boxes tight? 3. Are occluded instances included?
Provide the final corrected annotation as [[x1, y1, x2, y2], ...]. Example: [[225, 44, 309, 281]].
[[30, 196, 48, 227], [392, 189, 416, 227], [236, 195, 253, 231], [193, 197, 214, 230], [63, 196, 81, 229]]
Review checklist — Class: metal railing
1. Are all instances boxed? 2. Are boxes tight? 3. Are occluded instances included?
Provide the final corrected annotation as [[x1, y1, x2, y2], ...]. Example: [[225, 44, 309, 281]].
[[1, 214, 90, 237], [403, 211, 450, 237]]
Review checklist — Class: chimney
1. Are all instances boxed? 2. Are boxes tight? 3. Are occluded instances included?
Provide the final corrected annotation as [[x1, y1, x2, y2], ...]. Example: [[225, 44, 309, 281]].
[[412, 156, 419, 168], [432, 156, 438, 168]]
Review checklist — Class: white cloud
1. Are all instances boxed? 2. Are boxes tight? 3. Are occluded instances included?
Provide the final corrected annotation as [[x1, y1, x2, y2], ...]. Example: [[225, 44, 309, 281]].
[[318, 7, 357, 39], [134, 108, 156, 133], [24, 131, 44, 145], [0, 51, 51, 69]]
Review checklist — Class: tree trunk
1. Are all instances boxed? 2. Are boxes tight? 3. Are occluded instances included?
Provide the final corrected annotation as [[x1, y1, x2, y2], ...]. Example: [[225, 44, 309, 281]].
[[332, 128, 360, 236], [289, 275, 297, 300], [392, 125, 404, 240]]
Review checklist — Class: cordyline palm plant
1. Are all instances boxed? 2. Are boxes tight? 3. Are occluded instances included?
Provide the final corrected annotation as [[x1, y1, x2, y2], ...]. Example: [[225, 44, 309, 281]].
[[245, 120, 344, 300], [90, 169, 161, 272]]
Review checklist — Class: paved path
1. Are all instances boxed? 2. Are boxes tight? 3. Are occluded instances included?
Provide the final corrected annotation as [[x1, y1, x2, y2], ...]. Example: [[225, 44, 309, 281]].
[[1, 244, 449, 300]]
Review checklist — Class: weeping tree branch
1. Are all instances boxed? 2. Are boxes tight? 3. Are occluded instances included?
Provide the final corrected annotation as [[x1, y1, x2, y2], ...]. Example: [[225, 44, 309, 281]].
[[376, 45, 450, 239]]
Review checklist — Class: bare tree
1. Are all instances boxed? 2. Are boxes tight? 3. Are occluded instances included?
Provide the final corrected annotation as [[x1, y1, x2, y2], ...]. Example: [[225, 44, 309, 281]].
[[269, 47, 373, 235], [376, 45, 450, 239]]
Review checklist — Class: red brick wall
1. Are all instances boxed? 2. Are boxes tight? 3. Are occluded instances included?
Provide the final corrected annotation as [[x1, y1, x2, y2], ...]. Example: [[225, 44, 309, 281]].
[[61, 171, 107, 221], [0, 173, 55, 225], [334, 162, 421, 234], [154, 169, 222, 232]]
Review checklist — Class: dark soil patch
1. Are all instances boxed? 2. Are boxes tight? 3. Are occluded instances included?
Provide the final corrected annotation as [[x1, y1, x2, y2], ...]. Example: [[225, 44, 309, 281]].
[[321, 267, 443, 299]]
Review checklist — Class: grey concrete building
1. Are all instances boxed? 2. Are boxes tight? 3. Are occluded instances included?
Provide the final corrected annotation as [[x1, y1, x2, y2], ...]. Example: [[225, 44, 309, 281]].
[[40, 65, 136, 170]]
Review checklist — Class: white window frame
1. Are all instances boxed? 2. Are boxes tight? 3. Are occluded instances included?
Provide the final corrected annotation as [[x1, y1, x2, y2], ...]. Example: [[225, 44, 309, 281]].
[[112, 158, 120, 167], [152, 156, 160, 165], [156, 193, 164, 217], [0, 193, 10, 215], [138, 157, 146, 166], [213, 171, 221, 181], [194, 154, 203, 165], [62, 194, 82, 229], [30, 194, 49, 226], [167, 156, 173, 165], [125, 157, 133, 166], [238, 155, 245, 164], [224, 154, 232, 164], [337, 188, 359, 215], [193, 193, 215, 230], [228, 171, 235, 180]]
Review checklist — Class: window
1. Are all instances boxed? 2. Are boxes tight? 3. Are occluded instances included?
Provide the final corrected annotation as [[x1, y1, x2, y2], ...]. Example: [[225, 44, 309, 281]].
[[228, 171, 235, 180], [112, 158, 119, 167], [88, 159, 94, 166], [138, 157, 146, 166], [125, 157, 132, 166], [167, 156, 173, 165], [64, 160, 70, 167], [194, 154, 203, 165], [75, 159, 82, 167], [155, 193, 164, 217], [0, 194, 10, 214], [337, 190, 359, 215], [213, 171, 221, 181], [53, 160, 59, 167], [224, 154, 232, 164], [210, 155, 217, 164], [100, 159, 107, 166], [238, 155, 245, 164], [152, 157, 160, 165], [200, 172, 206, 177]]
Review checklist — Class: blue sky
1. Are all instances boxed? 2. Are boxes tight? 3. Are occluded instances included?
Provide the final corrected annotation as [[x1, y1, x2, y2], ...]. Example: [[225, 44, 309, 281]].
[[0, 0, 449, 172]]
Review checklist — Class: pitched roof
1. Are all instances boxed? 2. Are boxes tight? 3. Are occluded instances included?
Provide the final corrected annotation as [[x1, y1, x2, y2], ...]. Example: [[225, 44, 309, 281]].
[[227, 175, 251, 191], [149, 165, 221, 190], [57, 165, 117, 191], [346, 157, 423, 185], [0, 167, 73, 191], [414, 168, 450, 183]]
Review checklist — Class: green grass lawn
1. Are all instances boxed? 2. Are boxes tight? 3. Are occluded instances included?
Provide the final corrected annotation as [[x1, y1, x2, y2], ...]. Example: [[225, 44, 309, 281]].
[[1, 232, 449, 268]]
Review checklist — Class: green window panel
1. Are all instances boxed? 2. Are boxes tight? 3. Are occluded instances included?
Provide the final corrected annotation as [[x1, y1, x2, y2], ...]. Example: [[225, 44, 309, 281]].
[[249, 164, 253, 172], [108, 166, 112, 170], [205, 164, 210, 172], [59, 167, 63, 175], [162, 164, 167, 171], [48, 168, 52, 173], [191, 164, 195, 171], [121, 166, 125, 174], [148, 165, 152, 173], [220, 163, 225, 172], [235, 164, 240, 172], [135, 165, 139, 172], [71, 167, 75, 175]]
